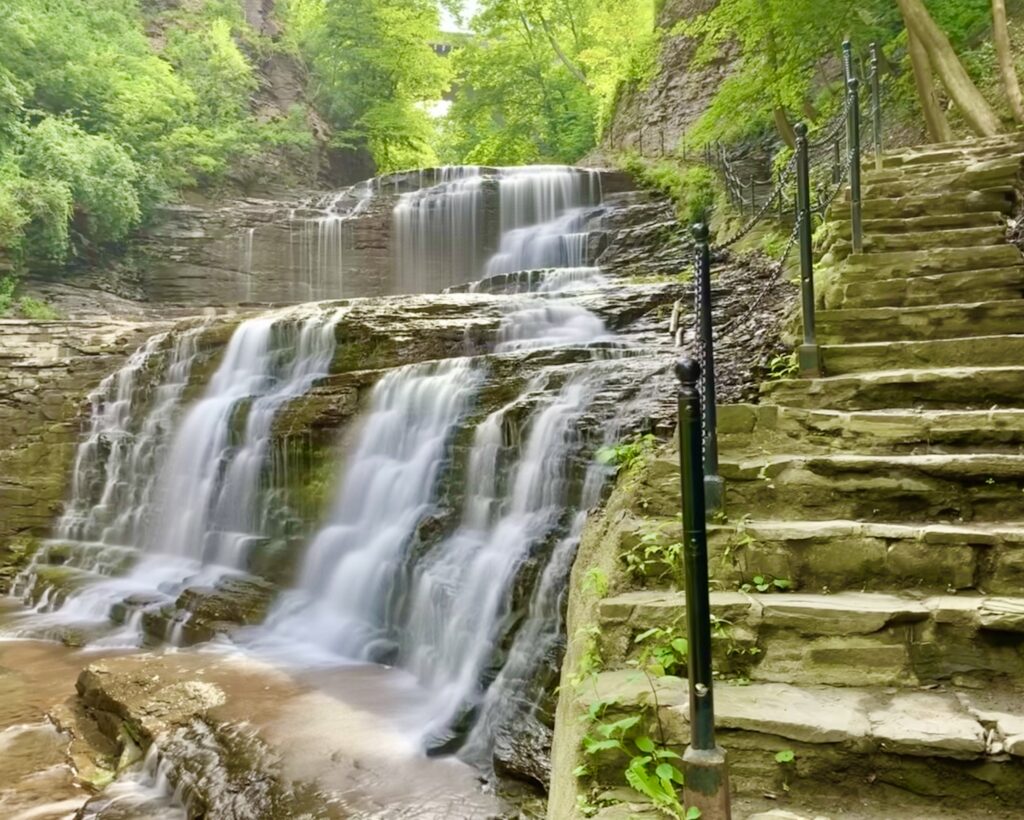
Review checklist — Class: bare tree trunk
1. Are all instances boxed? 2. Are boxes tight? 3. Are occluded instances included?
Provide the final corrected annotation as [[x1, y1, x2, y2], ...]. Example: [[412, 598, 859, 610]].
[[993, 0, 1024, 123], [897, 0, 1001, 136], [906, 25, 954, 142], [774, 107, 796, 148]]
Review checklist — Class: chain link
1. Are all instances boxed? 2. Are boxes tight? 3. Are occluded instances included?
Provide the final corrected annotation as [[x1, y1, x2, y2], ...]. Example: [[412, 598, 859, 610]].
[[715, 154, 797, 250]]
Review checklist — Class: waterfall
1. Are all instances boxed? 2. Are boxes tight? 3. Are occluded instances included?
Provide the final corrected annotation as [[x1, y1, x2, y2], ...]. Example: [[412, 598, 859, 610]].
[[401, 375, 602, 745], [252, 357, 484, 662], [393, 167, 486, 294], [287, 182, 375, 300], [8, 306, 343, 643], [392, 165, 603, 294], [146, 308, 341, 566], [485, 166, 601, 277]]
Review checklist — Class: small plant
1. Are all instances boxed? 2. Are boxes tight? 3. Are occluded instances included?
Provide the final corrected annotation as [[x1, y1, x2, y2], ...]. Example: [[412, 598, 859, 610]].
[[633, 625, 688, 677], [582, 567, 609, 598], [571, 625, 604, 688], [596, 433, 657, 474], [582, 710, 688, 817], [18, 296, 59, 320], [766, 351, 799, 380], [623, 527, 685, 589], [774, 748, 796, 792], [0, 276, 15, 314], [740, 574, 791, 594]]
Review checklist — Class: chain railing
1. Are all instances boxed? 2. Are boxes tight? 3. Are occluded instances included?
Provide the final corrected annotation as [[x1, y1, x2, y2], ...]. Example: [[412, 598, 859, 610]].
[[685, 38, 885, 512]]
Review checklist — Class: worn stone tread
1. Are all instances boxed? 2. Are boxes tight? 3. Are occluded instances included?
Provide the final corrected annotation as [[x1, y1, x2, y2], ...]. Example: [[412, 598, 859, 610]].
[[827, 268, 1024, 309], [762, 365, 1024, 409], [582, 670, 999, 758], [841, 245, 1021, 277], [600, 589, 1024, 635], [820, 334, 1024, 373], [816, 300, 1024, 343]]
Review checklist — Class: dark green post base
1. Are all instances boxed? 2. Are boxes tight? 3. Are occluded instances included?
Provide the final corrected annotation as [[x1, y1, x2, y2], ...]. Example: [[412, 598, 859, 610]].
[[797, 343, 822, 379], [684, 745, 732, 820], [703, 474, 724, 517]]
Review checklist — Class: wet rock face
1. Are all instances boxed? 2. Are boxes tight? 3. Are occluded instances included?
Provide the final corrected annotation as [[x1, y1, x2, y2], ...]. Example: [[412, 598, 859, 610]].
[[72, 168, 671, 309], [603, 0, 737, 158], [0, 320, 174, 554]]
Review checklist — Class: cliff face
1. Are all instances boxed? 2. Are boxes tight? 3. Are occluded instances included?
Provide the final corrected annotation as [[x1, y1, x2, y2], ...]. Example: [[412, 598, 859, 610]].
[[604, 0, 734, 157]]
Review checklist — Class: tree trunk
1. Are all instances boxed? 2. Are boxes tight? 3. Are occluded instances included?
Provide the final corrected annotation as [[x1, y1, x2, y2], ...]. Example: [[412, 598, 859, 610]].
[[993, 0, 1024, 123], [774, 107, 796, 149], [906, 25, 954, 143], [897, 0, 1002, 136]]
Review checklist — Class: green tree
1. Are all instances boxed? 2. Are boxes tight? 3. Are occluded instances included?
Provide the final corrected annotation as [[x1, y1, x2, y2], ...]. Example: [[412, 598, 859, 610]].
[[439, 0, 659, 165], [286, 0, 451, 172]]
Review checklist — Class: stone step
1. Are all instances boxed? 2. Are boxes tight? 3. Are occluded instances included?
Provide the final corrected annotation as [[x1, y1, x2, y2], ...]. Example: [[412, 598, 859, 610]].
[[859, 226, 1007, 253], [719, 403, 1024, 452], [701, 518, 1024, 596], [581, 671, 1024, 793], [865, 154, 1022, 184], [763, 365, 1024, 411], [599, 589, 1024, 686], [820, 334, 1024, 374], [856, 157, 1021, 199], [835, 211, 1008, 238], [825, 267, 1024, 309], [830, 189, 1016, 220], [816, 300, 1024, 343], [839, 244, 1022, 281], [881, 134, 1024, 168], [720, 452, 1024, 522]]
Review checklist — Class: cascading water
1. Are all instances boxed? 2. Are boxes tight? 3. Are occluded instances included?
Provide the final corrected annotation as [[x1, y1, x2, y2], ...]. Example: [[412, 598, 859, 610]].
[[289, 182, 375, 300], [255, 358, 484, 662], [393, 167, 487, 294], [8, 305, 343, 644], [485, 166, 601, 277], [7, 160, 664, 815]]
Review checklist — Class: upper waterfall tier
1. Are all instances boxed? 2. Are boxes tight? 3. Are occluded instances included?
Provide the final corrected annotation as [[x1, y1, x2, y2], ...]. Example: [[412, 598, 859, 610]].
[[125, 165, 686, 305]]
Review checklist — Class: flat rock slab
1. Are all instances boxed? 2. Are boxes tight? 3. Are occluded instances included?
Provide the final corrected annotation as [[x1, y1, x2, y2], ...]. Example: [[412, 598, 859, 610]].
[[587, 672, 1002, 760]]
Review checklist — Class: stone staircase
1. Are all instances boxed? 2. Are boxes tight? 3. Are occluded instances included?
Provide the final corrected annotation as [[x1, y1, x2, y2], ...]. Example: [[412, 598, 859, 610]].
[[555, 135, 1024, 819]]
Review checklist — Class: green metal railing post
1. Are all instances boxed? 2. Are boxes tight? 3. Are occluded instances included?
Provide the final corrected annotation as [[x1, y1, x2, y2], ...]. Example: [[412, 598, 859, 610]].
[[690, 224, 723, 513], [794, 124, 822, 378], [842, 38, 854, 83], [675, 356, 731, 819], [870, 42, 883, 170], [847, 76, 864, 254]]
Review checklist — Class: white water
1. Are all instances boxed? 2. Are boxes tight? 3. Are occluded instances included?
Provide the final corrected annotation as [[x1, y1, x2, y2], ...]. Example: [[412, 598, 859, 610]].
[[393, 167, 486, 294], [252, 357, 484, 662], [290, 182, 375, 300], [486, 166, 601, 276], [8, 306, 342, 645], [401, 375, 602, 745]]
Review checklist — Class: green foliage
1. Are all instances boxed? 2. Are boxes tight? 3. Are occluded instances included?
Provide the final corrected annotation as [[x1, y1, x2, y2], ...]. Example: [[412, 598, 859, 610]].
[[620, 153, 719, 225], [286, 0, 450, 172], [596, 433, 656, 474], [623, 525, 685, 589], [740, 574, 792, 594], [0, 0, 321, 268], [765, 351, 799, 381], [17, 296, 59, 320], [775, 748, 796, 764], [439, 0, 660, 165], [677, 0, 1005, 148], [633, 625, 688, 677], [0, 276, 16, 314]]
